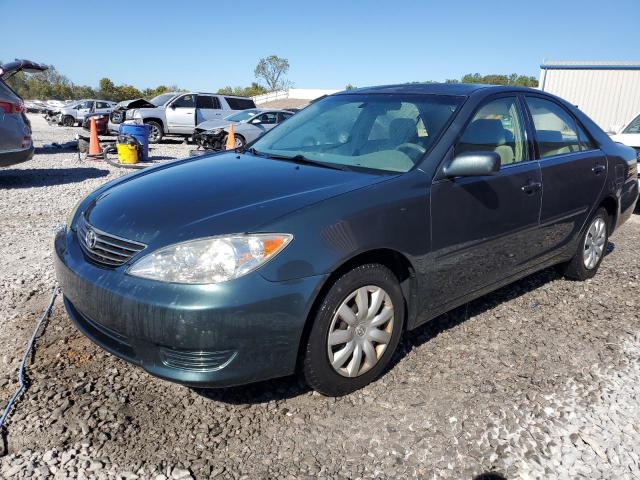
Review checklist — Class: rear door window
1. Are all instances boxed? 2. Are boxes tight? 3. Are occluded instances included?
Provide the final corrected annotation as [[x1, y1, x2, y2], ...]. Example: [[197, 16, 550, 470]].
[[525, 97, 582, 158], [225, 97, 256, 110], [196, 95, 215, 109]]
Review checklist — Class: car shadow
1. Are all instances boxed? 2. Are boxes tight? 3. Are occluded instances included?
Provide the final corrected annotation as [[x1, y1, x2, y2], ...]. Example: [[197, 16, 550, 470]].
[[474, 473, 507, 480], [0, 167, 109, 189], [194, 243, 615, 405]]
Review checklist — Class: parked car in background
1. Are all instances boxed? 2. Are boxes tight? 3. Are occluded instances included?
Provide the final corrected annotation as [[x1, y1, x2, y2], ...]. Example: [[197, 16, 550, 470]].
[[108, 92, 256, 143], [0, 59, 47, 167], [82, 111, 110, 135], [55, 84, 638, 396], [611, 112, 640, 154], [54, 99, 116, 127], [194, 108, 294, 150]]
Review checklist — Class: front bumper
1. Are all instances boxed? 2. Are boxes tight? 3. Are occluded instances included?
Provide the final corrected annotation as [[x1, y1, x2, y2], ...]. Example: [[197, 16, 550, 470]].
[[0, 146, 34, 167], [54, 228, 326, 387]]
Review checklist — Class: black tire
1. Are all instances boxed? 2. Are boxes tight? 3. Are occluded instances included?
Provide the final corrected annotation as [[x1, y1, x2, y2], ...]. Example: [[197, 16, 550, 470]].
[[561, 207, 609, 281], [303, 264, 405, 396], [145, 120, 163, 143], [62, 115, 76, 127]]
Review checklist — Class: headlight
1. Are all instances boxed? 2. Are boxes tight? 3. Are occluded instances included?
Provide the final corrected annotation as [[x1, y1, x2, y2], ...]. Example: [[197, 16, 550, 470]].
[[127, 234, 293, 284]]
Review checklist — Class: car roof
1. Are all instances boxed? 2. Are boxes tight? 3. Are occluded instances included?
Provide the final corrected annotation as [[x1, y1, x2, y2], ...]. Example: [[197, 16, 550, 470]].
[[339, 83, 539, 97]]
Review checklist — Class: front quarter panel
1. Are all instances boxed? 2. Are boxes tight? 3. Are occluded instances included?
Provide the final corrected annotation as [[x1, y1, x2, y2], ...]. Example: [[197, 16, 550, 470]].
[[258, 170, 431, 313]]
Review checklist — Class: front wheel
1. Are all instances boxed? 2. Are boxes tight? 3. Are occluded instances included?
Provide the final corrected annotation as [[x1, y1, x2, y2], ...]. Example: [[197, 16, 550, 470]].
[[145, 120, 163, 143], [62, 115, 76, 127], [303, 264, 404, 396], [561, 207, 609, 280], [221, 133, 245, 150]]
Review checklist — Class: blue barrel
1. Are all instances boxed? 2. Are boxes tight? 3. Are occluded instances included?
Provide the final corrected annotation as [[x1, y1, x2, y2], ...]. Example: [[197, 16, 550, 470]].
[[118, 123, 150, 161]]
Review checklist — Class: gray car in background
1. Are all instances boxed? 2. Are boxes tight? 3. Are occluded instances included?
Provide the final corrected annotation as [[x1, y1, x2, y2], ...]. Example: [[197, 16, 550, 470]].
[[0, 59, 47, 167], [110, 92, 257, 143], [55, 99, 116, 126], [194, 108, 294, 149]]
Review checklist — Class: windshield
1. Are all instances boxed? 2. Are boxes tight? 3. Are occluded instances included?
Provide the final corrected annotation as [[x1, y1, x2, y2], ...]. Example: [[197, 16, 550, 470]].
[[252, 94, 464, 172], [225, 109, 261, 122], [150, 93, 176, 106]]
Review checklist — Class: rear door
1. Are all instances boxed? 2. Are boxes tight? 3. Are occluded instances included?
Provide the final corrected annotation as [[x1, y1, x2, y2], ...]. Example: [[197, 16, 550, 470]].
[[428, 95, 543, 309], [165, 94, 196, 133], [195, 95, 223, 124], [523, 95, 607, 260]]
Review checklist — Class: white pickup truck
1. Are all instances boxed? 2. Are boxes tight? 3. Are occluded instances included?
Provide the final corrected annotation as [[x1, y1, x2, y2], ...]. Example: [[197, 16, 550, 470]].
[[108, 92, 256, 143]]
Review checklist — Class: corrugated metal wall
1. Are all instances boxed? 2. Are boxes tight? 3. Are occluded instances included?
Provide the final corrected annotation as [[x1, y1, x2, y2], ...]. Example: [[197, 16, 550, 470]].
[[539, 64, 640, 132]]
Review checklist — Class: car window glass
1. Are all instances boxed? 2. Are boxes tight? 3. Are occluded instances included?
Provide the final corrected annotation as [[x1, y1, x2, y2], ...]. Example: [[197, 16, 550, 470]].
[[225, 97, 256, 110], [623, 114, 640, 134], [252, 94, 463, 173], [196, 95, 215, 109], [525, 97, 581, 158], [368, 102, 424, 141], [257, 112, 278, 125], [172, 94, 195, 108], [455, 96, 528, 166], [576, 122, 596, 151]]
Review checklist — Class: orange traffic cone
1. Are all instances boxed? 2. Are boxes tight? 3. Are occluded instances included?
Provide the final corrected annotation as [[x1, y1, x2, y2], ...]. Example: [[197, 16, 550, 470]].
[[225, 124, 236, 150], [87, 116, 102, 159]]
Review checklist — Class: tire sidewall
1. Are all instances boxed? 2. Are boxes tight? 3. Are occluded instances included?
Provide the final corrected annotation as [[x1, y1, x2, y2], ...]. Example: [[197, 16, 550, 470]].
[[571, 208, 609, 279], [304, 264, 405, 396], [146, 121, 163, 143]]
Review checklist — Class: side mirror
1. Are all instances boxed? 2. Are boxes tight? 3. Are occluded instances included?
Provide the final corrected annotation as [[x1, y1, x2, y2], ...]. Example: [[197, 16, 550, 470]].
[[444, 151, 501, 178], [249, 117, 261, 124], [170, 103, 176, 110]]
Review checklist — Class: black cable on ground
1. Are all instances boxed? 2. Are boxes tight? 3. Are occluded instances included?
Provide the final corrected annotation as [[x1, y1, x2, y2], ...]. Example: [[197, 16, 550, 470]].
[[0, 287, 59, 438], [102, 145, 149, 170]]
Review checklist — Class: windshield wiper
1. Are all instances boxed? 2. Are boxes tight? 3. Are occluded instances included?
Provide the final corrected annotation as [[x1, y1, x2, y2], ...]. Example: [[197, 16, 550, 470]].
[[266, 154, 349, 171]]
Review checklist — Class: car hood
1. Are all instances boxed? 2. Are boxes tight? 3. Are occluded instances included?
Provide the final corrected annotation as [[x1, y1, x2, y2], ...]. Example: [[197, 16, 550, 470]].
[[196, 119, 238, 131], [85, 152, 392, 246], [114, 98, 156, 110]]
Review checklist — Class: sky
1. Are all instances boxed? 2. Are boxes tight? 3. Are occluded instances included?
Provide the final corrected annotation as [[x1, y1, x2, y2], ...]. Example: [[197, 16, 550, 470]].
[[2, 0, 639, 92]]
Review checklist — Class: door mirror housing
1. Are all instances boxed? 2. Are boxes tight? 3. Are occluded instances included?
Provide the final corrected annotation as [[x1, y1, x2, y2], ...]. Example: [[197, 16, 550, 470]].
[[170, 103, 177, 110], [249, 117, 261, 124], [444, 151, 501, 178]]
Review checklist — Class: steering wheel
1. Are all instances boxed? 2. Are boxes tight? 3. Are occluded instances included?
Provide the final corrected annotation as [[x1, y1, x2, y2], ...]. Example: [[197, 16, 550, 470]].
[[395, 143, 426, 157]]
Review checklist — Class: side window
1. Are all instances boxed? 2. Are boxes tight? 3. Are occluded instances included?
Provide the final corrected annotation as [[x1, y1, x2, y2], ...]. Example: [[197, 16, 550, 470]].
[[96, 102, 110, 109], [225, 97, 255, 110], [623, 114, 640, 134], [212, 96, 221, 109], [576, 122, 596, 151], [172, 94, 196, 108], [257, 112, 278, 125], [456, 96, 528, 166], [195, 95, 214, 109], [525, 97, 581, 158], [277, 112, 293, 123]]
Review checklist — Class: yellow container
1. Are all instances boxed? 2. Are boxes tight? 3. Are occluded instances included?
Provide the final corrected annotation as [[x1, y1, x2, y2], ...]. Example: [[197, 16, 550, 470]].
[[116, 143, 139, 164]]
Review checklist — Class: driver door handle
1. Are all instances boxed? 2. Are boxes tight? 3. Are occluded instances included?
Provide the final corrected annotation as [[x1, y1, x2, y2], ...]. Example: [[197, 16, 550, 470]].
[[592, 164, 606, 174], [521, 180, 542, 194]]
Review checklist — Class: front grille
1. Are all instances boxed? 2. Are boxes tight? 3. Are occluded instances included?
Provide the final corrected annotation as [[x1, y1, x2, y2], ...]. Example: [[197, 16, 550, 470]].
[[77, 216, 146, 267]]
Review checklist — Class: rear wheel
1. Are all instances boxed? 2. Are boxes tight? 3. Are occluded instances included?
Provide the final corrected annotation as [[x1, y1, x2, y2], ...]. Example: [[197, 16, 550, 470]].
[[145, 120, 163, 143], [62, 115, 75, 127], [562, 207, 609, 280], [303, 264, 404, 396]]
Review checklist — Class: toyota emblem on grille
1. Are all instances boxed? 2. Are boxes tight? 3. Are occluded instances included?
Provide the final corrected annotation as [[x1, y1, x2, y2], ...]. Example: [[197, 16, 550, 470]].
[[85, 229, 97, 250]]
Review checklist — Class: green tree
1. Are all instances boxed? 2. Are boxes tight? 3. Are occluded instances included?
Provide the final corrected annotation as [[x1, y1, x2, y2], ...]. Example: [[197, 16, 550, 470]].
[[254, 55, 291, 92]]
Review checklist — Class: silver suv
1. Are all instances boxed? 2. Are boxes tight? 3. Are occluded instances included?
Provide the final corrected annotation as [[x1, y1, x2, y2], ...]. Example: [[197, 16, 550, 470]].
[[109, 92, 256, 142], [56, 99, 116, 127], [0, 59, 47, 167]]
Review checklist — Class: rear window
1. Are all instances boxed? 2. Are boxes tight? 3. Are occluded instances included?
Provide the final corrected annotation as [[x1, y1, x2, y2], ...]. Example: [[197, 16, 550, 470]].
[[224, 97, 256, 110]]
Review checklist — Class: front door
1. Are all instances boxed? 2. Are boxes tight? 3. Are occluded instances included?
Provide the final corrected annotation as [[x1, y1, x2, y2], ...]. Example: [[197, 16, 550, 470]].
[[165, 94, 196, 133], [428, 96, 543, 309], [523, 95, 608, 260]]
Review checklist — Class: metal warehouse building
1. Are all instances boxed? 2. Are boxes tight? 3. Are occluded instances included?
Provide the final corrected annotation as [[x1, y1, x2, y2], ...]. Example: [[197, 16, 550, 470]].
[[539, 61, 640, 132]]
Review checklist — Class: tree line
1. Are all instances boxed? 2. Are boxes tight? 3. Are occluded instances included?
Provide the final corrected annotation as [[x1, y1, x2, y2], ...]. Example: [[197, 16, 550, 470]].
[[3, 63, 179, 102]]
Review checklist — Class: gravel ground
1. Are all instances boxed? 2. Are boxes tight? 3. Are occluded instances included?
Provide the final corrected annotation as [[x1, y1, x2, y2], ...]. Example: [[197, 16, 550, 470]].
[[0, 114, 639, 479]]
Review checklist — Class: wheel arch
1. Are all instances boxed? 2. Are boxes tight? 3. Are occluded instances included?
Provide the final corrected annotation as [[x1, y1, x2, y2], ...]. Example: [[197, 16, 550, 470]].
[[295, 248, 416, 371], [143, 117, 165, 130], [599, 196, 617, 233]]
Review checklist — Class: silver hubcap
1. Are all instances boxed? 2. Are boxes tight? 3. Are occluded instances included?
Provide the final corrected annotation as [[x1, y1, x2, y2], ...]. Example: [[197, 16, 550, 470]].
[[327, 285, 394, 378], [583, 217, 607, 269]]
